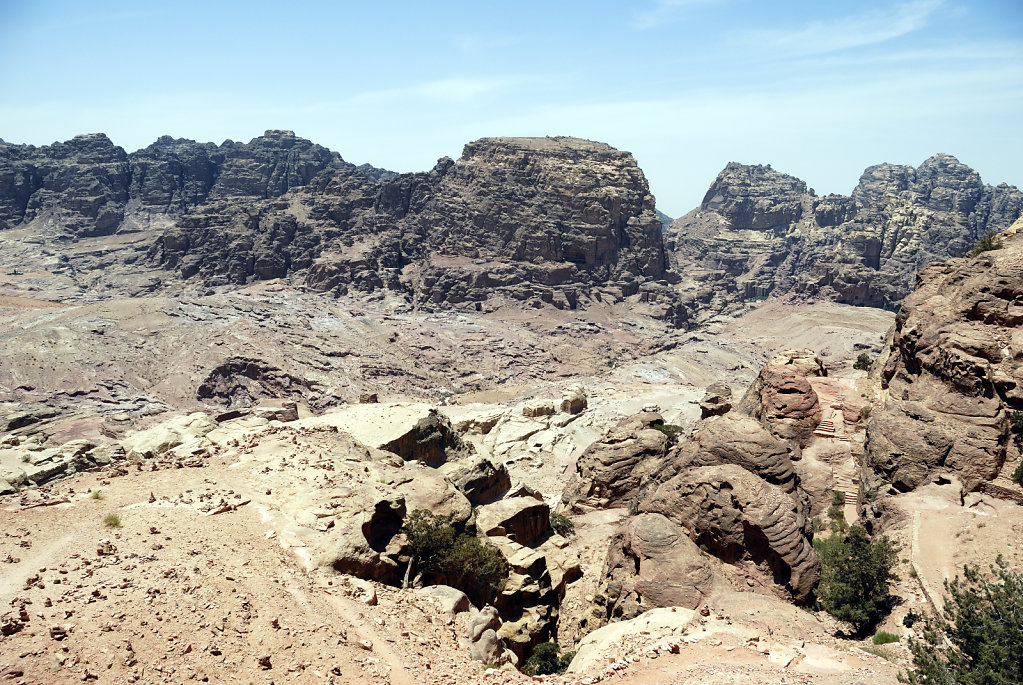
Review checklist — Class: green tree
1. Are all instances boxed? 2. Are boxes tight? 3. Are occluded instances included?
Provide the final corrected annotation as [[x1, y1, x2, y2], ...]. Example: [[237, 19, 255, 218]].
[[854, 353, 873, 371], [814, 526, 899, 635], [402, 509, 508, 604], [901, 558, 1023, 685]]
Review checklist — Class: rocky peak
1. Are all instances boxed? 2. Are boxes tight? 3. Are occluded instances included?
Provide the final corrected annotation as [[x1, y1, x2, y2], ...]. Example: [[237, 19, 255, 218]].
[[700, 162, 808, 232], [668, 154, 1023, 316]]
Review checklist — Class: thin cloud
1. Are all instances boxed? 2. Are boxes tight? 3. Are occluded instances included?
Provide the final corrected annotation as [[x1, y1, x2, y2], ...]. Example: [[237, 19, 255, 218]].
[[345, 77, 516, 106], [632, 0, 722, 30], [738, 0, 943, 56]]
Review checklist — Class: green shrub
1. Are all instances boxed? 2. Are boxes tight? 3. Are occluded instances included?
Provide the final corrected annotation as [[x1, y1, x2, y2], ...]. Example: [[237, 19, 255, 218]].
[[650, 420, 684, 443], [1013, 461, 1023, 487], [814, 526, 900, 635], [854, 353, 873, 371], [873, 631, 900, 645], [831, 490, 846, 507], [523, 642, 574, 675], [968, 231, 1003, 257], [402, 509, 508, 604], [90, 489, 103, 500], [901, 558, 1023, 684], [903, 610, 921, 628], [550, 512, 575, 537], [103, 513, 121, 528]]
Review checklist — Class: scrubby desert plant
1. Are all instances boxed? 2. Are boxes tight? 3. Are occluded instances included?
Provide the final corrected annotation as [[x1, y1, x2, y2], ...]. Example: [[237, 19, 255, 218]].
[[854, 353, 873, 371], [550, 512, 575, 537], [523, 641, 574, 675], [650, 419, 684, 443], [103, 513, 121, 528], [873, 631, 900, 645], [90, 489, 103, 500], [901, 558, 1023, 684], [968, 231, 1003, 257]]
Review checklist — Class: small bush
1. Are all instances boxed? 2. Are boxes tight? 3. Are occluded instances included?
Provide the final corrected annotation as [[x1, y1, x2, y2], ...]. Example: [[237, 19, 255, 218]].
[[103, 513, 121, 528], [90, 489, 103, 500], [874, 631, 900, 645], [550, 512, 575, 537], [968, 231, 1003, 257], [523, 642, 574, 675], [854, 353, 873, 371], [903, 610, 921, 628], [832, 490, 846, 507], [650, 420, 684, 443], [1012, 461, 1023, 487], [811, 516, 824, 533]]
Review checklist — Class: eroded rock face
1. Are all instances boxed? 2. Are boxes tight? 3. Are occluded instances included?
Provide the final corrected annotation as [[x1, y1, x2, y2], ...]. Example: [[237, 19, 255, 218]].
[[0, 132, 685, 325], [641, 464, 819, 603], [673, 413, 798, 492], [866, 222, 1023, 491], [597, 513, 716, 621], [561, 412, 670, 511], [738, 350, 824, 445], [666, 155, 1023, 318]]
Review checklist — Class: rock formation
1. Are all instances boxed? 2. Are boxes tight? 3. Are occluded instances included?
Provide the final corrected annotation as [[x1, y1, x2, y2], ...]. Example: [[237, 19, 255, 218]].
[[665, 155, 1023, 318], [866, 220, 1023, 491], [641, 464, 819, 603], [0, 132, 684, 323], [738, 350, 824, 445], [561, 412, 670, 511]]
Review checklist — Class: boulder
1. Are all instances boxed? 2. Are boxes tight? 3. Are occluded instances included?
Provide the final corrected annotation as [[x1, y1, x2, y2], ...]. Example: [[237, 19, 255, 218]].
[[120, 412, 217, 460], [700, 382, 733, 419], [417, 585, 470, 617], [522, 400, 556, 418], [315, 496, 407, 583], [641, 464, 819, 603], [596, 513, 716, 621], [476, 497, 550, 546], [439, 456, 511, 505], [561, 385, 587, 414], [674, 413, 798, 492], [561, 412, 670, 511], [739, 350, 823, 444]]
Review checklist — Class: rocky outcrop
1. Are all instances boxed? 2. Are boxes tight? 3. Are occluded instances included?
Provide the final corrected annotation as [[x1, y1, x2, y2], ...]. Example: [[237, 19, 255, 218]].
[[596, 513, 716, 621], [866, 221, 1023, 491], [700, 383, 732, 418], [561, 412, 670, 511], [641, 464, 819, 603], [738, 350, 824, 445], [672, 413, 799, 493], [399, 137, 675, 312], [666, 155, 1023, 318]]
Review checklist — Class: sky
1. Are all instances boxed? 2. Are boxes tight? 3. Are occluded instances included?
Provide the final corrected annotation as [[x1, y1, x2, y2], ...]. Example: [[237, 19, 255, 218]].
[[1, 0, 1021, 216]]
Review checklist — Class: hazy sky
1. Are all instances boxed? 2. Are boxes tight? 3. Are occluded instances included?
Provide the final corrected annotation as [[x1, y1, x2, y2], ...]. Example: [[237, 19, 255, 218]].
[[1, 0, 1021, 216]]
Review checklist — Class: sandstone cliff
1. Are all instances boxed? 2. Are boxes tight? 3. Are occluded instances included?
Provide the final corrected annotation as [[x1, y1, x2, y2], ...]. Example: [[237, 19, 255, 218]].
[[0, 132, 683, 322], [865, 219, 1023, 492], [665, 155, 1023, 318]]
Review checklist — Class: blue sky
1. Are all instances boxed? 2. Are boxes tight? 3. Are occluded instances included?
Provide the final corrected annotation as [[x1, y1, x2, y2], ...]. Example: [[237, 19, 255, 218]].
[[1, 0, 1021, 216]]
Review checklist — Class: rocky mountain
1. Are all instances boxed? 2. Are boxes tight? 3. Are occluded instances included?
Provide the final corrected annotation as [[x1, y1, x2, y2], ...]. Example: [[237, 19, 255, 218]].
[[665, 155, 1023, 317], [0, 131, 683, 323]]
